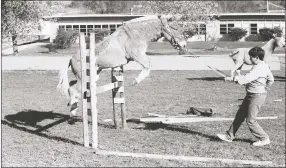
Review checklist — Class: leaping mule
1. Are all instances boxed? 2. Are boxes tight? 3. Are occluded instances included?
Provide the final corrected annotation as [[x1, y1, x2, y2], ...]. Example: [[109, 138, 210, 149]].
[[229, 34, 285, 78], [57, 15, 187, 119]]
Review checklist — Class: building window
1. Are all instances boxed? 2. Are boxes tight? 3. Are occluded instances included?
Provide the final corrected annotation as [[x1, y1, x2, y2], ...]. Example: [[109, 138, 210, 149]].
[[199, 24, 206, 34], [94, 25, 101, 29], [110, 24, 116, 34], [220, 24, 227, 34], [80, 25, 87, 35], [102, 25, 108, 29], [220, 24, 235, 34], [250, 24, 257, 34], [87, 25, 93, 34], [73, 25, 79, 32], [117, 24, 122, 28], [228, 24, 234, 33], [66, 25, 72, 31], [59, 25, 65, 30]]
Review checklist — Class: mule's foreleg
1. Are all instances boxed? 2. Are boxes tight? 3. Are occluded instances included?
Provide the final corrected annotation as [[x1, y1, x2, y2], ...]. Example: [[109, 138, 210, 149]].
[[132, 66, 151, 85]]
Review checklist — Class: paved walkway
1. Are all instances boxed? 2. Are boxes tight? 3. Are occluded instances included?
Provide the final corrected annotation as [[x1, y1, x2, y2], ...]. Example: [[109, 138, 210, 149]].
[[2, 55, 281, 71], [1, 42, 44, 55], [1, 41, 283, 71]]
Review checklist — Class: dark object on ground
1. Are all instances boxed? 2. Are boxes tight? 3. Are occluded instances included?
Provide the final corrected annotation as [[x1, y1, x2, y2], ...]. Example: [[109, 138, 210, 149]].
[[186, 107, 214, 117]]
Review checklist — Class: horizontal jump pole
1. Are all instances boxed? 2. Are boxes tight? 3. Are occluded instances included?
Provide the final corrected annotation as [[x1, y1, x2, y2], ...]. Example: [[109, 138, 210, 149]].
[[97, 82, 119, 94], [138, 116, 278, 124], [95, 150, 273, 166], [85, 82, 123, 96], [147, 113, 197, 118]]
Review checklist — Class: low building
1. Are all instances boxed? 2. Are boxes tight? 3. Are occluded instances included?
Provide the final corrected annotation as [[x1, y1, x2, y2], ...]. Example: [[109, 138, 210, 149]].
[[41, 12, 285, 42], [197, 12, 285, 42], [41, 14, 150, 42]]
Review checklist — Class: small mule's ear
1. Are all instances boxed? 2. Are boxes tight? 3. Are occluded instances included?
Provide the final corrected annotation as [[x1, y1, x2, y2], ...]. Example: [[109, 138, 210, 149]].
[[173, 14, 183, 21], [272, 33, 277, 38], [159, 15, 169, 27], [160, 14, 173, 21]]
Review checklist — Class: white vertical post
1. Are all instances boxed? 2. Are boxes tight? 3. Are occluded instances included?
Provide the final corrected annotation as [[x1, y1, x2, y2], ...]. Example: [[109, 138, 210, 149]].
[[80, 33, 89, 148], [111, 68, 118, 129], [89, 33, 98, 149], [119, 66, 127, 129]]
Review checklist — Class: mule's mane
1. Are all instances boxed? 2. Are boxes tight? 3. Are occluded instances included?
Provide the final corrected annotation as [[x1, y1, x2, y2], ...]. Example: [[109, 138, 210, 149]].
[[124, 15, 159, 24], [93, 15, 162, 55], [119, 15, 162, 41]]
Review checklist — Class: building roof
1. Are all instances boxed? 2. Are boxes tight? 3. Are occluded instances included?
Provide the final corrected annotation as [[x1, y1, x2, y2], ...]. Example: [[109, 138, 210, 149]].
[[43, 13, 153, 19], [42, 12, 284, 20], [217, 12, 285, 16]]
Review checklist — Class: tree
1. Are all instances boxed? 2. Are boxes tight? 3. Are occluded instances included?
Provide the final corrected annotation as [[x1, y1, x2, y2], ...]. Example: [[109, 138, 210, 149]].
[[132, 1, 218, 35], [217, 0, 285, 13], [1, 1, 67, 55], [80, 1, 135, 14]]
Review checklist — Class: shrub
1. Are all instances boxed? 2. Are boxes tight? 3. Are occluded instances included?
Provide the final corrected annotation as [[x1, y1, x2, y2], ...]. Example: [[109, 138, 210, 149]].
[[259, 27, 282, 40], [259, 27, 273, 41], [272, 27, 283, 37], [183, 29, 197, 39], [218, 34, 232, 41], [228, 27, 247, 41], [87, 28, 110, 43], [54, 29, 78, 49]]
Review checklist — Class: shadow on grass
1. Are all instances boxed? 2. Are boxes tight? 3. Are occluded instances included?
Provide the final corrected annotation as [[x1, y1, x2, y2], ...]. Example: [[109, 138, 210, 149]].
[[98, 122, 116, 129], [137, 123, 253, 143], [2, 109, 82, 146], [135, 123, 221, 141], [274, 76, 285, 82], [186, 77, 224, 81], [4, 110, 68, 128], [2, 109, 118, 146]]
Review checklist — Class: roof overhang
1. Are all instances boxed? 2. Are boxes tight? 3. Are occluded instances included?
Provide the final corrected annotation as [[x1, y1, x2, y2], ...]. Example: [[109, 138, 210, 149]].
[[43, 13, 154, 19]]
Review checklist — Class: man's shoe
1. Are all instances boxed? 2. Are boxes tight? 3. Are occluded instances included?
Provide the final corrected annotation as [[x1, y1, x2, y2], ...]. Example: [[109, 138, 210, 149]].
[[217, 133, 232, 142], [252, 139, 270, 146]]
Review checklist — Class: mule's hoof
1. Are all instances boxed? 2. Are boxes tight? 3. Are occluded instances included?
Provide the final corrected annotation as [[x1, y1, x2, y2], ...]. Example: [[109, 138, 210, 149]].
[[132, 79, 138, 86], [68, 118, 76, 125]]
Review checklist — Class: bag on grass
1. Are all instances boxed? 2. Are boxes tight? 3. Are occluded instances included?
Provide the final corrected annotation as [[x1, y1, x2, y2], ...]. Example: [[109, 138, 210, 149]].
[[186, 107, 214, 117]]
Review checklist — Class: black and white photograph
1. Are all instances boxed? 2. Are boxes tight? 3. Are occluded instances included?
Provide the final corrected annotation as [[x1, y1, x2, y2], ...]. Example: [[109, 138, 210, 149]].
[[1, 0, 285, 167]]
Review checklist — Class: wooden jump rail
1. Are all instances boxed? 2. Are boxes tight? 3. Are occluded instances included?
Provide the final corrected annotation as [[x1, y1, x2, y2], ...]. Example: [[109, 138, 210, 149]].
[[79, 33, 126, 149]]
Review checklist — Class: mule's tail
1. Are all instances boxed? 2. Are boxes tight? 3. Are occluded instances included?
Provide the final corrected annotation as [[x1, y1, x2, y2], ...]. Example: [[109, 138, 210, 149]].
[[229, 50, 239, 57], [57, 59, 71, 97]]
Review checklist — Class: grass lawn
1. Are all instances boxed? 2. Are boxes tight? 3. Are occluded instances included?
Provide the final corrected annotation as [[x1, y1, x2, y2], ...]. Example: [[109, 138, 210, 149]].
[[12, 40, 285, 57], [2, 65, 285, 167]]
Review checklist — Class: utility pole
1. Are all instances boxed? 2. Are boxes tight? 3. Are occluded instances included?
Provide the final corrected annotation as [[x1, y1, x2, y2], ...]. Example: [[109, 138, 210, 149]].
[[266, 0, 269, 13], [130, 8, 133, 15]]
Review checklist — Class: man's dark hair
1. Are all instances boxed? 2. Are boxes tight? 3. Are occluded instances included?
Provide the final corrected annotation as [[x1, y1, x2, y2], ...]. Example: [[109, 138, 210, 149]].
[[249, 46, 265, 60]]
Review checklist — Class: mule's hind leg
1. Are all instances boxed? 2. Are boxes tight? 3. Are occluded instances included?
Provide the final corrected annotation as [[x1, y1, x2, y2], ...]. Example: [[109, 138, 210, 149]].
[[67, 80, 81, 124], [131, 54, 151, 85]]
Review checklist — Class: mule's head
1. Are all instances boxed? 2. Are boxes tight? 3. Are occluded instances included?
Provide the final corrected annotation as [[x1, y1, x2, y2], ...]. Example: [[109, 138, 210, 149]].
[[272, 34, 285, 48], [159, 15, 187, 50]]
